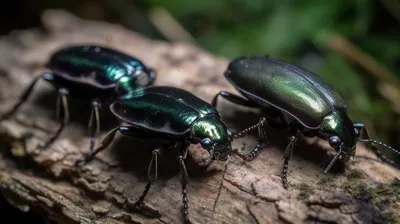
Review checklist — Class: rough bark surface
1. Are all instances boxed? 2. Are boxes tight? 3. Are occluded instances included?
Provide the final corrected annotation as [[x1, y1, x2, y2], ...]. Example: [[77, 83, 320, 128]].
[[0, 10, 399, 224]]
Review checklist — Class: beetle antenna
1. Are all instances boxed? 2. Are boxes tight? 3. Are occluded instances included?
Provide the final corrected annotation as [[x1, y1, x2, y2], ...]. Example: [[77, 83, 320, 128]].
[[232, 117, 266, 139], [357, 138, 400, 156], [232, 124, 259, 139], [324, 146, 342, 174], [357, 138, 400, 167]]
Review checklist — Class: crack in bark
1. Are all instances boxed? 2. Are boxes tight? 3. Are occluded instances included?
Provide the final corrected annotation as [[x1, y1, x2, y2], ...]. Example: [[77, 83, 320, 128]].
[[212, 163, 228, 212], [246, 204, 261, 224], [274, 203, 296, 224], [223, 178, 255, 196], [224, 177, 281, 206], [7, 157, 163, 222]]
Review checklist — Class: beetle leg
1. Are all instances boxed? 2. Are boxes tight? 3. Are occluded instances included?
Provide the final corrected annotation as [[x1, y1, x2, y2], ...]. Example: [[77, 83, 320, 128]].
[[75, 126, 120, 166], [281, 135, 297, 189], [88, 99, 101, 153], [0, 74, 45, 121], [178, 147, 190, 223], [212, 91, 259, 108], [135, 146, 164, 207], [354, 123, 399, 166], [38, 87, 70, 149], [243, 143, 264, 161]]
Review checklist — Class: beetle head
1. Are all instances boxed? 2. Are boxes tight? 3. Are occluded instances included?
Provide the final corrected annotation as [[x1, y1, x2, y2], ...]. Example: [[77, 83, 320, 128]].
[[320, 109, 357, 172], [190, 116, 232, 161]]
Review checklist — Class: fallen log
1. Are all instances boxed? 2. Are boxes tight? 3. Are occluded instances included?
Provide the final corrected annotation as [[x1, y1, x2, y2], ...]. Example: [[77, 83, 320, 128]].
[[0, 9, 398, 224]]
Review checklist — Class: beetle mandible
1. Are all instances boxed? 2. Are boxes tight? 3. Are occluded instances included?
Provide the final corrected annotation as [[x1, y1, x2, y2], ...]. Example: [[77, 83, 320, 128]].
[[0, 45, 156, 151], [75, 86, 233, 223], [212, 55, 400, 188]]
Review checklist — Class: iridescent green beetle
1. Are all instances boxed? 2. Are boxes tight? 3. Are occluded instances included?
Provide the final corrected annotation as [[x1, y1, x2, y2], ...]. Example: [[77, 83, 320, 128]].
[[0, 45, 156, 150], [75, 86, 233, 223], [213, 55, 400, 188]]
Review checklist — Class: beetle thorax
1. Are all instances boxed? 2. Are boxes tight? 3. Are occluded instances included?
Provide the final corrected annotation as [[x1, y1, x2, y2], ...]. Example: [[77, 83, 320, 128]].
[[319, 109, 357, 157], [190, 116, 228, 144], [190, 115, 231, 161]]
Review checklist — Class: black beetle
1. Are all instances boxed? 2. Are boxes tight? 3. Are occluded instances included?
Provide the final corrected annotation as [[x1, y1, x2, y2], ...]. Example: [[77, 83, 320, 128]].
[[75, 86, 233, 223], [213, 55, 400, 188], [0, 45, 156, 151]]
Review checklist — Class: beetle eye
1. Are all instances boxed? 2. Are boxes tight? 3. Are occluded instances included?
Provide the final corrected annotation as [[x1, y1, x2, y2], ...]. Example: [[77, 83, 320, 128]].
[[329, 136, 341, 148], [200, 138, 212, 148], [227, 130, 233, 139]]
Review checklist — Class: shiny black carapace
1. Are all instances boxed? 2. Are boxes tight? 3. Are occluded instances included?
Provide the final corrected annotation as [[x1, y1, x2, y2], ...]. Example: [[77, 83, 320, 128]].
[[0, 45, 156, 150], [213, 55, 400, 188], [75, 86, 233, 223]]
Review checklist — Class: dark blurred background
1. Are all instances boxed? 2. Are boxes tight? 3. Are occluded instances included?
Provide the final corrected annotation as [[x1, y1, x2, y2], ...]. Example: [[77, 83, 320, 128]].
[[1, 0, 399, 159]]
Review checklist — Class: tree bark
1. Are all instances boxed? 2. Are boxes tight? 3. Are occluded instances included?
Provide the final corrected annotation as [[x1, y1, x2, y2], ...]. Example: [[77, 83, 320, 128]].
[[0, 9, 399, 224]]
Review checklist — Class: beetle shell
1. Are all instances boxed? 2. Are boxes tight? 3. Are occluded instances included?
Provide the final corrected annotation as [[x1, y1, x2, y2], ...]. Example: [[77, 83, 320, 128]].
[[47, 45, 153, 89], [225, 56, 346, 129], [110, 86, 220, 136]]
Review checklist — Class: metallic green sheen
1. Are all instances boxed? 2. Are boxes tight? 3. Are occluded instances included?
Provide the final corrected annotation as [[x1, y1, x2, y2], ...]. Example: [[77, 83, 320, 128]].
[[49, 46, 149, 88], [320, 109, 357, 155], [192, 116, 229, 144], [225, 56, 346, 128], [117, 76, 138, 94], [111, 86, 220, 136]]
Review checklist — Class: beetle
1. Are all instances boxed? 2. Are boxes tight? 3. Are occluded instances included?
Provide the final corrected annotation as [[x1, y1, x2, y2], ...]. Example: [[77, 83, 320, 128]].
[[0, 45, 156, 151], [212, 55, 400, 189], [74, 86, 233, 223]]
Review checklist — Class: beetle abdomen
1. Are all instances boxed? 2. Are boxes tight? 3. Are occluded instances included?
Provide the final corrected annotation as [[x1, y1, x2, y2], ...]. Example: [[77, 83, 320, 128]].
[[111, 86, 219, 136], [48, 45, 146, 86], [226, 56, 346, 128], [140, 86, 219, 115]]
